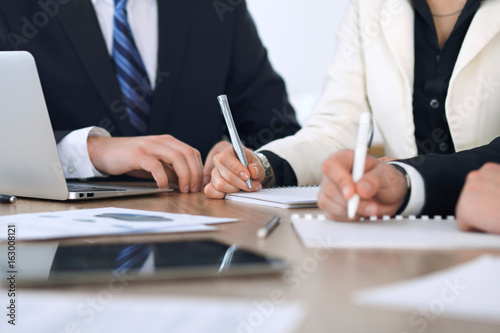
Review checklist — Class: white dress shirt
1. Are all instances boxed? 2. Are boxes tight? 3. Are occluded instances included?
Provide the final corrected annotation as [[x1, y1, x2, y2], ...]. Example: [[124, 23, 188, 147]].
[[57, 0, 158, 179], [390, 162, 426, 216]]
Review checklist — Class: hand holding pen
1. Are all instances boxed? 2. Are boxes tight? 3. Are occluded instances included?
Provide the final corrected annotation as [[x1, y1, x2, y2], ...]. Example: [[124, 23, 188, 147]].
[[204, 94, 272, 198], [318, 112, 409, 220]]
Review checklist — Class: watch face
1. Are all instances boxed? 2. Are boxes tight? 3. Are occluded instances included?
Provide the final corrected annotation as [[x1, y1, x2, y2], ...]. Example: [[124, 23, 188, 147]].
[[256, 153, 272, 176]]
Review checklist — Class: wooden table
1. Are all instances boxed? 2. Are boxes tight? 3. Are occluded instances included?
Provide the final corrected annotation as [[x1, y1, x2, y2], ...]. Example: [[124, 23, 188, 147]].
[[1, 191, 499, 333]]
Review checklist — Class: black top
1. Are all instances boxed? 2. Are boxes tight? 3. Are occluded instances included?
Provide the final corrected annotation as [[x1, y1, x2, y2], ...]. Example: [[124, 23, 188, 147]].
[[412, 0, 480, 155], [265, 0, 481, 186]]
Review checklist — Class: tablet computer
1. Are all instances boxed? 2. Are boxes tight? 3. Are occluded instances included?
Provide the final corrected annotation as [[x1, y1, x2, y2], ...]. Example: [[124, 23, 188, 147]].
[[2, 239, 291, 286]]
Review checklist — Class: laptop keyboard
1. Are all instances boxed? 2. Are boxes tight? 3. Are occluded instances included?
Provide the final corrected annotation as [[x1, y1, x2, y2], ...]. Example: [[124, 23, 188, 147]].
[[67, 185, 126, 192]]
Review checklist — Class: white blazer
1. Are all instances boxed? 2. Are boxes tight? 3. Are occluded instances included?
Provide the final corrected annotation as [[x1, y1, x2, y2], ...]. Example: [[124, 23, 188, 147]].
[[259, 0, 500, 185]]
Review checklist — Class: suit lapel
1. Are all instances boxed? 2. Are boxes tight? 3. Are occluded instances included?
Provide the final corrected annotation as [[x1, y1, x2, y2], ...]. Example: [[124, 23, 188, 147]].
[[380, 0, 415, 90], [57, 0, 136, 136], [452, 0, 500, 80], [148, 0, 193, 134]]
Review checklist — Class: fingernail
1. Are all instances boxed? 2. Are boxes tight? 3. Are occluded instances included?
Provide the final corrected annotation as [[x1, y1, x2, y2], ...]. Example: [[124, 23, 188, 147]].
[[203, 176, 210, 185], [253, 165, 259, 176], [365, 204, 377, 216], [256, 184, 262, 191], [359, 181, 372, 192], [192, 184, 201, 192], [183, 185, 189, 193], [240, 172, 249, 181], [342, 186, 350, 199]]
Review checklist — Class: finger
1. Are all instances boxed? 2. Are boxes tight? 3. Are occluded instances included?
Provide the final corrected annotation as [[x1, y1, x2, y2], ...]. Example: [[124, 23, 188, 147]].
[[321, 150, 356, 200], [356, 199, 382, 217], [175, 142, 203, 192], [203, 141, 231, 186], [138, 157, 169, 188], [161, 141, 203, 193], [355, 159, 386, 199], [213, 151, 253, 190], [318, 177, 351, 219], [210, 166, 262, 194], [204, 183, 226, 199], [203, 152, 217, 186]]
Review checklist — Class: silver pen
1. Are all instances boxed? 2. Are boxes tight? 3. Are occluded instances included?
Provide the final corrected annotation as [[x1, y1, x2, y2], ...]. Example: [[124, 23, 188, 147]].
[[217, 94, 252, 190], [0, 194, 17, 204], [257, 215, 280, 239]]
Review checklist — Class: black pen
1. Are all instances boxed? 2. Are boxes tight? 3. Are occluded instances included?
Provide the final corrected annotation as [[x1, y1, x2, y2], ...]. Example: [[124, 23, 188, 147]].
[[257, 215, 280, 239], [0, 195, 17, 204]]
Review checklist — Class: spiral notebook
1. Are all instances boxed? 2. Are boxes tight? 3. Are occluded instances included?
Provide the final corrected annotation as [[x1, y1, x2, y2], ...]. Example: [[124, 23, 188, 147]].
[[291, 214, 500, 249], [224, 186, 319, 209]]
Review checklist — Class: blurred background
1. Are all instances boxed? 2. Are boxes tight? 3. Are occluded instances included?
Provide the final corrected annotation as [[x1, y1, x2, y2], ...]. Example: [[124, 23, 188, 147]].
[[247, 0, 385, 153], [247, 0, 350, 124]]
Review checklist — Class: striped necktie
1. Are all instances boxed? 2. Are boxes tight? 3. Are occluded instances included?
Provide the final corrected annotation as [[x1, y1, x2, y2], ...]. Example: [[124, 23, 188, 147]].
[[112, 0, 153, 135], [113, 244, 153, 275]]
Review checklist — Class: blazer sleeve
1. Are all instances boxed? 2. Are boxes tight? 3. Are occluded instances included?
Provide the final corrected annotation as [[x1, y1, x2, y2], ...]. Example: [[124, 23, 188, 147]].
[[399, 137, 500, 216], [225, 1, 300, 150], [256, 0, 371, 185]]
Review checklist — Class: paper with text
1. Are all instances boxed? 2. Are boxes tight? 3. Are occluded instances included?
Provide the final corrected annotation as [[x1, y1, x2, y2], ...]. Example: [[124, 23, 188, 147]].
[[0, 207, 239, 240]]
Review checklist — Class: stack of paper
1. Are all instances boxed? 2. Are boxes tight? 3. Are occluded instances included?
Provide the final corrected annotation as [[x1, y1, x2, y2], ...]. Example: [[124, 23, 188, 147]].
[[0, 207, 238, 241], [225, 186, 319, 208]]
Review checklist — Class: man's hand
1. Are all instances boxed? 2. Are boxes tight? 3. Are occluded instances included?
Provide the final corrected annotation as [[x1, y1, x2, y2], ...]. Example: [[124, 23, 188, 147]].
[[202, 141, 232, 187], [456, 163, 500, 234], [318, 150, 408, 220], [204, 145, 265, 199], [87, 135, 203, 192]]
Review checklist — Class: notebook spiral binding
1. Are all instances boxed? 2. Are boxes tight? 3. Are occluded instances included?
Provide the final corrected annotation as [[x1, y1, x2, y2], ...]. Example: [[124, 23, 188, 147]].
[[263, 185, 319, 190], [291, 214, 456, 220]]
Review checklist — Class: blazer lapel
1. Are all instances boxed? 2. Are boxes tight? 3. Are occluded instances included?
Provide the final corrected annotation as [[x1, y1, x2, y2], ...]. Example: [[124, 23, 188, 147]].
[[452, 0, 500, 80], [148, 0, 193, 135], [380, 0, 415, 90], [57, 0, 136, 136]]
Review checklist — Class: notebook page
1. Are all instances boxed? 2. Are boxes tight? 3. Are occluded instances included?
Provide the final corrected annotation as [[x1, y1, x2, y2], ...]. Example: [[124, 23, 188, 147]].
[[225, 186, 319, 208], [291, 214, 500, 249]]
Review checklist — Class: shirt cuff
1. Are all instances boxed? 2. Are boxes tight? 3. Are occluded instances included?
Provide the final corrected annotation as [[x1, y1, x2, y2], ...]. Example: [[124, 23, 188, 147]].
[[389, 162, 426, 216], [57, 127, 111, 179], [257, 150, 298, 187]]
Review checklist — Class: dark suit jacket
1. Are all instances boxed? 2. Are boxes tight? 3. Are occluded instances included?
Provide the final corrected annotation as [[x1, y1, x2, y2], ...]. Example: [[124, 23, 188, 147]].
[[0, 0, 300, 160], [400, 137, 500, 216]]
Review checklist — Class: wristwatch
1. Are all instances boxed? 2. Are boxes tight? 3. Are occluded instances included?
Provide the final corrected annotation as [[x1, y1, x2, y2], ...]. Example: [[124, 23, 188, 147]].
[[254, 152, 275, 187], [391, 164, 412, 215]]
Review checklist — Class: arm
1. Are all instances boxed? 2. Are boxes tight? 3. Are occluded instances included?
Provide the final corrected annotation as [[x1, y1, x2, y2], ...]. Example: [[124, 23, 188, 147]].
[[205, 0, 371, 197], [224, 1, 300, 149], [202, 1, 301, 183], [256, 0, 371, 186], [456, 163, 500, 234], [399, 137, 500, 216], [318, 138, 500, 219]]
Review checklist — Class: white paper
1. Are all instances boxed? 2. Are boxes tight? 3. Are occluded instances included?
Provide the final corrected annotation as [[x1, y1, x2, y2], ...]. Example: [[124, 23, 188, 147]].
[[0, 207, 239, 240], [291, 214, 500, 249], [226, 186, 319, 208], [352, 255, 500, 324], [0, 291, 305, 333]]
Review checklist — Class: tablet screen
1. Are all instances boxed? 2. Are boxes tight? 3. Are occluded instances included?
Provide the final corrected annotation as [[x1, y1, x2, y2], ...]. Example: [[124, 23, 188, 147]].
[[3, 239, 290, 285]]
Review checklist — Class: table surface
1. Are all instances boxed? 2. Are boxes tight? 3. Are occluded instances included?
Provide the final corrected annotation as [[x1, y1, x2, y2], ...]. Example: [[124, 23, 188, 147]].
[[1, 190, 499, 333]]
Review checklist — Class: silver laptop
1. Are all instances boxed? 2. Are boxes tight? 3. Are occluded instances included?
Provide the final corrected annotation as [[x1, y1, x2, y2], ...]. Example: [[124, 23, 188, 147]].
[[0, 51, 171, 200]]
